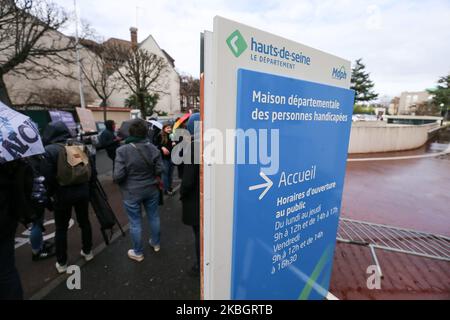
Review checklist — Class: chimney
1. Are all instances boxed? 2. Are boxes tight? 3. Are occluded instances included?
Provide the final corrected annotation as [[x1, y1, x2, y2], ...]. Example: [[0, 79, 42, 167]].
[[130, 27, 138, 49]]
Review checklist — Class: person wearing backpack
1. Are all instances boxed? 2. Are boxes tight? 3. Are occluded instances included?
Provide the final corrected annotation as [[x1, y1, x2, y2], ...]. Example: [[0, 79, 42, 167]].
[[41, 121, 96, 273]]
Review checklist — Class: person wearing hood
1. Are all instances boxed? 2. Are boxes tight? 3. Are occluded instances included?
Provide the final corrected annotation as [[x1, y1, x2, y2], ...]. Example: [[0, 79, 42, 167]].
[[40, 121, 96, 273], [180, 112, 201, 276], [99, 120, 121, 167]]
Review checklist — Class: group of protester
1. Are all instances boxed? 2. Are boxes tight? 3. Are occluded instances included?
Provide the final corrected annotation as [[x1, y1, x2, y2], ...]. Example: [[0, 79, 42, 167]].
[[0, 111, 200, 300]]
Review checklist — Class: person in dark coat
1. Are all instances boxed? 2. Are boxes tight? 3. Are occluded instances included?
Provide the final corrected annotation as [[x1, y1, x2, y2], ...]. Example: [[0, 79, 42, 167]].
[[180, 113, 200, 276], [0, 156, 46, 299], [99, 120, 121, 167], [40, 121, 96, 273], [28, 154, 55, 262], [0, 161, 25, 300], [155, 123, 175, 194]]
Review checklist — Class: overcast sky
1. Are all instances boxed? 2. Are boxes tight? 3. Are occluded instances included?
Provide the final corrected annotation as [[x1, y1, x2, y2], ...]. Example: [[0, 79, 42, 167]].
[[54, 0, 450, 100]]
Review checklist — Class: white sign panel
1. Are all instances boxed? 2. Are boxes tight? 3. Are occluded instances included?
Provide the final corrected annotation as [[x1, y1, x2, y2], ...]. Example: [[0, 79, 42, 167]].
[[203, 16, 353, 299]]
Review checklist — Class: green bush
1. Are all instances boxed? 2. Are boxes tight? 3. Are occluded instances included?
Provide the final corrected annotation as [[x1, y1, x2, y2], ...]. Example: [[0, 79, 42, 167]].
[[155, 110, 168, 116], [125, 93, 160, 118], [353, 105, 374, 115]]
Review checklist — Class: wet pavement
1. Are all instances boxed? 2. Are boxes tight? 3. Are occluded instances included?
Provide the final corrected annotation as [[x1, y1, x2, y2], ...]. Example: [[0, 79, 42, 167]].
[[330, 126, 450, 300], [44, 192, 200, 300], [14, 152, 199, 300], [14, 175, 129, 299], [341, 157, 450, 236]]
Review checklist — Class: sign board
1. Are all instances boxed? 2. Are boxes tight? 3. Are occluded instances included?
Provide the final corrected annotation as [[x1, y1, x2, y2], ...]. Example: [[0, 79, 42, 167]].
[[202, 17, 355, 300], [49, 110, 77, 136], [76, 108, 97, 133], [231, 69, 354, 299], [0, 101, 44, 164]]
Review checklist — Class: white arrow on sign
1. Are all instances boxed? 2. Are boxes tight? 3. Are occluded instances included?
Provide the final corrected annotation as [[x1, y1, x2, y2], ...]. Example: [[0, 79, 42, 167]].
[[249, 171, 274, 200]]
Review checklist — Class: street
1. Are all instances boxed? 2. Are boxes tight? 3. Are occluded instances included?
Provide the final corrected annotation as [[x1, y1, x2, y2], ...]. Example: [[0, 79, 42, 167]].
[[13, 151, 199, 300]]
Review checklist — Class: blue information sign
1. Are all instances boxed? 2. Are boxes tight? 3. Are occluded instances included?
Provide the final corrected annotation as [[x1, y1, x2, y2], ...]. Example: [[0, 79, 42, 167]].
[[231, 69, 355, 299]]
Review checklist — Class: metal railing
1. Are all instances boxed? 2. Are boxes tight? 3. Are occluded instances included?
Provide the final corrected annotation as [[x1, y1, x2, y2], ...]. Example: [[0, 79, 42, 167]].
[[337, 217, 450, 277]]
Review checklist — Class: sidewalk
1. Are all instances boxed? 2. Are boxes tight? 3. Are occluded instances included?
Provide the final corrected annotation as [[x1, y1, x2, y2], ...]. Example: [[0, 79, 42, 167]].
[[42, 189, 200, 300]]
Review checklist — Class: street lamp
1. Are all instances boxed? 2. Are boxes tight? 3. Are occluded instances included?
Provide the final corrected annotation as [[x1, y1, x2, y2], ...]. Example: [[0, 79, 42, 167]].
[[440, 103, 447, 125], [73, 0, 85, 109]]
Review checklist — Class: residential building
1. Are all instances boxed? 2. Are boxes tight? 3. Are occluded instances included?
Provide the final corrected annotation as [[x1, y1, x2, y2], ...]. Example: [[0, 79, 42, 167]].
[[398, 91, 433, 115], [3, 25, 180, 126], [389, 97, 400, 115], [107, 28, 181, 115]]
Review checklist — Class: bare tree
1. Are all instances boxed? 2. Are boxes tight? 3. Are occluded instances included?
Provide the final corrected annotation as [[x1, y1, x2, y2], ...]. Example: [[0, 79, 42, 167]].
[[415, 101, 441, 116], [110, 44, 169, 118], [0, 0, 78, 105], [180, 74, 199, 112], [79, 40, 122, 121]]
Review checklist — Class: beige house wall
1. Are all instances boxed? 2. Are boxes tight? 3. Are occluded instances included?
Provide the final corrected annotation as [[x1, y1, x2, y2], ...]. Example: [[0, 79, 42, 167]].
[[108, 35, 181, 115], [3, 27, 180, 116], [4, 29, 98, 106], [398, 91, 432, 114], [88, 107, 131, 127]]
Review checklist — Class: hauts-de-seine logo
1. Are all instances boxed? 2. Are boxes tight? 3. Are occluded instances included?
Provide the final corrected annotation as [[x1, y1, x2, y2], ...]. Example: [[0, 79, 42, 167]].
[[226, 30, 248, 57], [332, 66, 347, 80]]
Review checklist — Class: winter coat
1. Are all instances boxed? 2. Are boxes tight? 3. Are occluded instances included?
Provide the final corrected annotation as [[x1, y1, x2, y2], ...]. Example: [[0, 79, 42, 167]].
[[155, 133, 173, 161], [0, 160, 37, 239], [180, 139, 200, 226], [40, 121, 93, 202], [113, 140, 163, 201], [0, 163, 18, 240], [99, 129, 119, 160]]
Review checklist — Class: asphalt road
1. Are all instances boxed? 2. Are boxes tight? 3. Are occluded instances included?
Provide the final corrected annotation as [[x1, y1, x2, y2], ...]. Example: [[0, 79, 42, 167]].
[[44, 192, 200, 300], [95, 149, 113, 176], [14, 156, 194, 300]]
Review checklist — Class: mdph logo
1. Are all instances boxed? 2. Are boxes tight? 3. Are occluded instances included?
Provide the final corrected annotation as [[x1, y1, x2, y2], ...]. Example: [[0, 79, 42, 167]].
[[332, 66, 347, 80], [226, 30, 248, 57]]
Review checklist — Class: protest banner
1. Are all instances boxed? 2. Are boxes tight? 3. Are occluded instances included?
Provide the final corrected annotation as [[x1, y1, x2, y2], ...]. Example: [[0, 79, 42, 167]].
[[0, 101, 45, 164]]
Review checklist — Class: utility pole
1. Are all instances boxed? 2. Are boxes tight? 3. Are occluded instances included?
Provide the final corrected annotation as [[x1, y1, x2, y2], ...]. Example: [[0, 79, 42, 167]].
[[136, 5, 142, 30], [74, 0, 86, 108]]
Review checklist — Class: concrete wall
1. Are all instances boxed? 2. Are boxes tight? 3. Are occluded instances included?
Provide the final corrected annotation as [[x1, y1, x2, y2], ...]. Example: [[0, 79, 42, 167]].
[[348, 122, 438, 154]]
